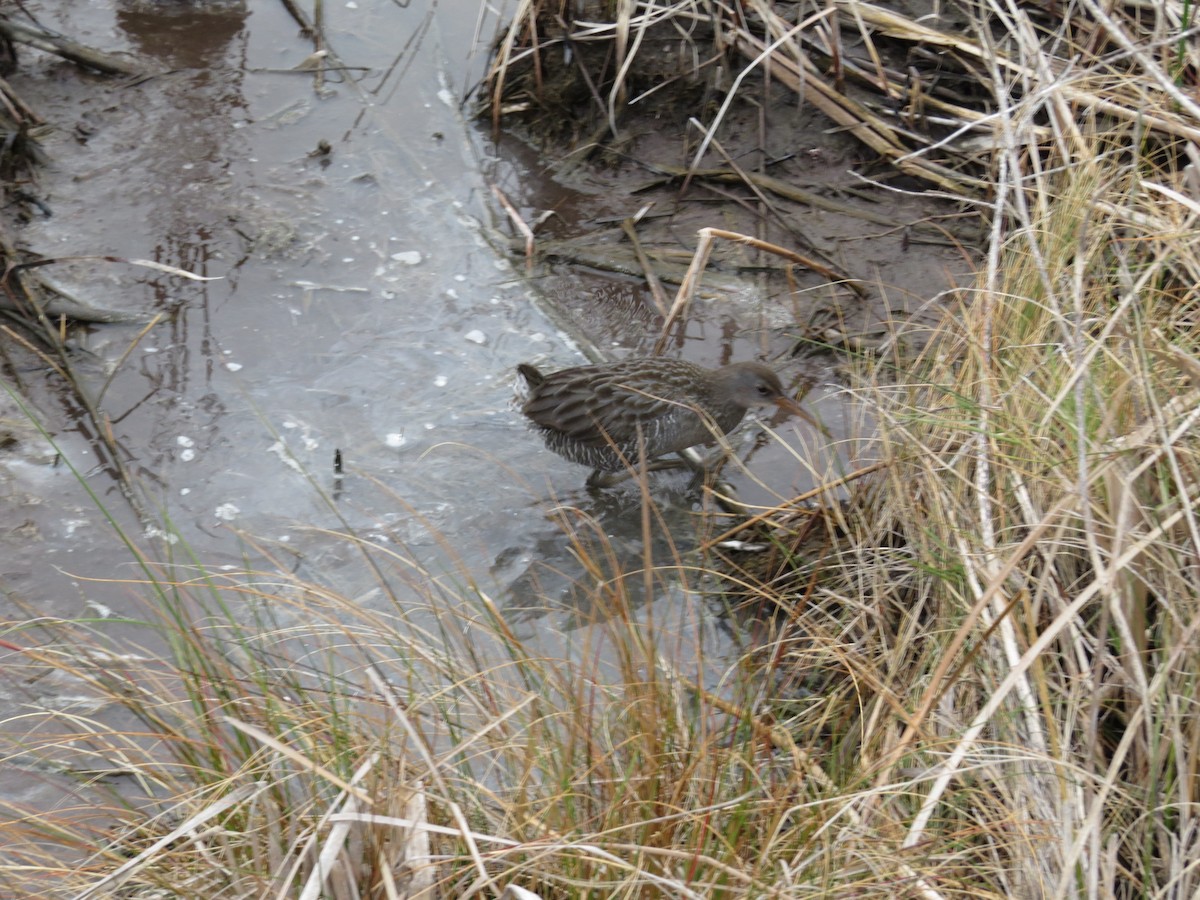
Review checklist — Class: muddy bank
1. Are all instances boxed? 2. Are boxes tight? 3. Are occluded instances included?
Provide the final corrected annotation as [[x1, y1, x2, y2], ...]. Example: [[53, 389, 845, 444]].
[[482, 0, 979, 338]]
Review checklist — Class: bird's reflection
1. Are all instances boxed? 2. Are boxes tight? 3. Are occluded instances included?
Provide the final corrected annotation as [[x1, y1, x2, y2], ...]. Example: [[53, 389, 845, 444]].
[[496, 476, 715, 630]]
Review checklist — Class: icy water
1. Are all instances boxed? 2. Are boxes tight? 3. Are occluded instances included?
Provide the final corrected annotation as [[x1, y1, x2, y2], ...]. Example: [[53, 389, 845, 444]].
[[4, 0, 582, 614], [1, 0, 864, 628]]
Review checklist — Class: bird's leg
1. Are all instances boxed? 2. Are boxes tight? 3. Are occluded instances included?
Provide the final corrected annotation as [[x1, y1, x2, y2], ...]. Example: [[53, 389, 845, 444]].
[[586, 458, 690, 489], [684, 449, 729, 491], [586, 468, 626, 488]]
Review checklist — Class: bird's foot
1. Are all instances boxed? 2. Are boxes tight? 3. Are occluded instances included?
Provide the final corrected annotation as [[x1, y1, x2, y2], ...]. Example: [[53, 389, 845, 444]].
[[585, 458, 690, 489]]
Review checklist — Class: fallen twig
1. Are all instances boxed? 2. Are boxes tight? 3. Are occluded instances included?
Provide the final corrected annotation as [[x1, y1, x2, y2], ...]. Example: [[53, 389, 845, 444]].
[[0, 16, 142, 77]]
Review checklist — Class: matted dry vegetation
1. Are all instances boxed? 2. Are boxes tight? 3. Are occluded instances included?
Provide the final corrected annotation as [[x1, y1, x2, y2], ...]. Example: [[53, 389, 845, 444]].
[[3, 0, 1200, 897]]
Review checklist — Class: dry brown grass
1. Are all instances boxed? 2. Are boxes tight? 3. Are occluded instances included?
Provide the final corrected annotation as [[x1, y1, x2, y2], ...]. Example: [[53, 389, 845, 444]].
[[3, 0, 1200, 896]]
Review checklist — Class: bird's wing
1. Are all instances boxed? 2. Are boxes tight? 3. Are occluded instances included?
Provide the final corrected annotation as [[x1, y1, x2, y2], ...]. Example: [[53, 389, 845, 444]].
[[523, 369, 685, 448]]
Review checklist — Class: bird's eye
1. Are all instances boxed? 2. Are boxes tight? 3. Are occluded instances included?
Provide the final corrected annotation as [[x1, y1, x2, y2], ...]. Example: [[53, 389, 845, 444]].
[[756, 384, 771, 395]]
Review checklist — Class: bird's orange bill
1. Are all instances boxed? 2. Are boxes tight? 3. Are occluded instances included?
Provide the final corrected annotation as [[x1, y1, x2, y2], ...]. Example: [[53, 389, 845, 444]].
[[774, 396, 832, 437]]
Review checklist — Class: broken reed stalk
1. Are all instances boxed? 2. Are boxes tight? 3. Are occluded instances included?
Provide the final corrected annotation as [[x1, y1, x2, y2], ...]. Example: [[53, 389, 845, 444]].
[[652, 227, 864, 356], [0, 17, 142, 76], [492, 183, 536, 266], [652, 228, 714, 358], [683, 116, 862, 288], [620, 217, 670, 315]]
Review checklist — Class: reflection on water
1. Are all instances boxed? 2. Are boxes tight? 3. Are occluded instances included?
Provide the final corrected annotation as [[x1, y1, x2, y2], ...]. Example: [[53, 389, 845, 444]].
[[498, 477, 711, 627], [116, 1, 248, 69]]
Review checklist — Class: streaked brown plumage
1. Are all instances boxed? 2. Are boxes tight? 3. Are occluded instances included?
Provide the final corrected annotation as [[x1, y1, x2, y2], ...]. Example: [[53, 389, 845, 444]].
[[517, 357, 801, 484]]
